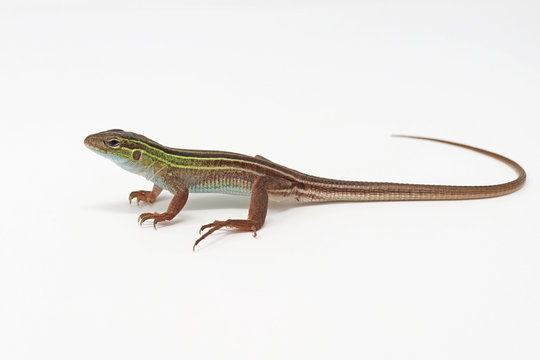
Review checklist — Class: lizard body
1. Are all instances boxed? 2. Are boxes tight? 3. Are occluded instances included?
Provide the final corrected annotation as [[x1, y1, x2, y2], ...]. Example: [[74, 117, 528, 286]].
[[84, 130, 526, 249]]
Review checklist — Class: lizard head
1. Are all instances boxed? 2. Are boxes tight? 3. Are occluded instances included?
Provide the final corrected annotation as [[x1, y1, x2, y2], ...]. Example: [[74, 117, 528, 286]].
[[84, 129, 158, 177]]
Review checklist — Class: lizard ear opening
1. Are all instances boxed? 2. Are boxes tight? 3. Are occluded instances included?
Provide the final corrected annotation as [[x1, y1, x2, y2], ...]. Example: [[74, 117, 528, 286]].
[[132, 150, 142, 161]]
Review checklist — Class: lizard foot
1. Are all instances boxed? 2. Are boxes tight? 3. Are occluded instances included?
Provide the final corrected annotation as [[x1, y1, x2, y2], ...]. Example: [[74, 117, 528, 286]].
[[138, 212, 175, 229], [129, 190, 158, 205], [193, 219, 259, 251]]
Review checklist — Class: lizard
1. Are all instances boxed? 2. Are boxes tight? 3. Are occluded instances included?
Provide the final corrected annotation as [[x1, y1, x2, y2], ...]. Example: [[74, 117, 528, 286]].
[[84, 130, 526, 250]]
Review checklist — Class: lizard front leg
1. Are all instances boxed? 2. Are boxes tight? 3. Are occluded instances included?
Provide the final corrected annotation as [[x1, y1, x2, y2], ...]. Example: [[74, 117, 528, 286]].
[[129, 184, 163, 205], [193, 176, 290, 250], [138, 183, 189, 229]]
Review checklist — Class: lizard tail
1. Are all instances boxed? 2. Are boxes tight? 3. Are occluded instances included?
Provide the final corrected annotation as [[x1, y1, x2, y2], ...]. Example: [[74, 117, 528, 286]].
[[294, 135, 526, 202]]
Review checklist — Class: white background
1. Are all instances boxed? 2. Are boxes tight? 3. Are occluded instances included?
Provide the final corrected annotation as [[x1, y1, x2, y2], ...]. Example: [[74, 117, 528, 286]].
[[1, 1, 539, 359]]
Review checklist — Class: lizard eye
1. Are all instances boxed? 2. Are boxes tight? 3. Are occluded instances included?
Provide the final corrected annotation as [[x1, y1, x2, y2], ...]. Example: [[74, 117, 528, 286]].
[[106, 139, 120, 148]]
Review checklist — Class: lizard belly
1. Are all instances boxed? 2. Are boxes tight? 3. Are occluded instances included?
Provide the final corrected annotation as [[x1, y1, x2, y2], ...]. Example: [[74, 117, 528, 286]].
[[186, 173, 253, 196]]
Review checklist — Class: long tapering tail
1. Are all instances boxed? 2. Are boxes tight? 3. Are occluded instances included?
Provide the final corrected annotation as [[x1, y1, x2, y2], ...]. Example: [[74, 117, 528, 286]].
[[294, 135, 526, 202]]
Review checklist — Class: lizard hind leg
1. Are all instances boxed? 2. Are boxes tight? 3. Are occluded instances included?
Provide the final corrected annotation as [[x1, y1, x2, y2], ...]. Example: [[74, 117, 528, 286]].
[[193, 176, 288, 250]]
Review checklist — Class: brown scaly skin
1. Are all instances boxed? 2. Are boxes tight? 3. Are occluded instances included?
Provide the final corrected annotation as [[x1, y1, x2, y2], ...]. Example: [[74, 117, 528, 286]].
[[84, 130, 526, 250]]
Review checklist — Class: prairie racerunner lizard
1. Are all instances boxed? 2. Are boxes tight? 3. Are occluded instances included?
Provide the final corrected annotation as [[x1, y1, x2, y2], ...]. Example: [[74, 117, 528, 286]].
[[84, 130, 526, 250]]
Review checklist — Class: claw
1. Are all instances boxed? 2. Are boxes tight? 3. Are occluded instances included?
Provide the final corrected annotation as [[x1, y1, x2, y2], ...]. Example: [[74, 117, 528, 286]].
[[199, 221, 216, 234], [192, 219, 261, 251], [138, 211, 173, 228], [129, 190, 156, 206], [193, 221, 225, 251], [138, 212, 152, 225]]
